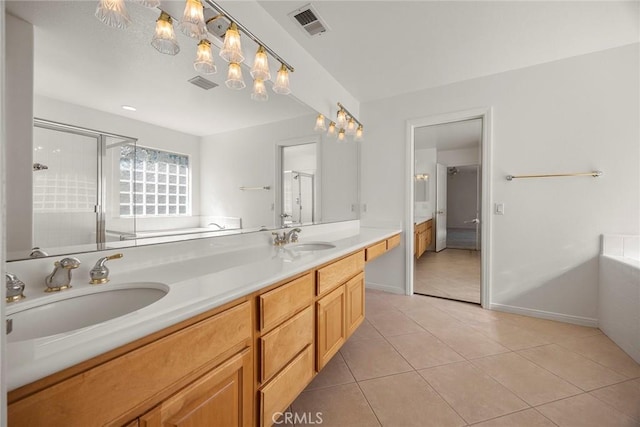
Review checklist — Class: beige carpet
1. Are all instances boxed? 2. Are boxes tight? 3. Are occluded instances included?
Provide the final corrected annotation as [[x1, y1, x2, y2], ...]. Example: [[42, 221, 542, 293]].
[[414, 249, 481, 304]]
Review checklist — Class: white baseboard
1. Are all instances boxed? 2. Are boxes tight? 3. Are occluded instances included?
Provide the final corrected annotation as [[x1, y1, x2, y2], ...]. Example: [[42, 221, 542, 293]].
[[490, 303, 598, 327], [365, 281, 405, 295]]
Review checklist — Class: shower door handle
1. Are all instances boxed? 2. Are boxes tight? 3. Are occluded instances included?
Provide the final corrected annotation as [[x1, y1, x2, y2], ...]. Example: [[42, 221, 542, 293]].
[[464, 218, 480, 224]]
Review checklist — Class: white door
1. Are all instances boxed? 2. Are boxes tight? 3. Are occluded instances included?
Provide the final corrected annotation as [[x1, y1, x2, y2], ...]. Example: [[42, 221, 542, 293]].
[[435, 163, 447, 252]]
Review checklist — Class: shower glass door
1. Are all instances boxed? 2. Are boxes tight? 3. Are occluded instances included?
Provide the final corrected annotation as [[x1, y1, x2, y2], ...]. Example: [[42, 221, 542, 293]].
[[32, 119, 136, 251]]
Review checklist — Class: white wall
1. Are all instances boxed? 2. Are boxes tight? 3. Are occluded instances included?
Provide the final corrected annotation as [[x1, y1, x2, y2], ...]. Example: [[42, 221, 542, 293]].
[[34, 96, 202, 233], [437, 147, 481, 167], [362, 44, 640, 323], [5, 14, 33, 253], [200, 114, 359, 230]]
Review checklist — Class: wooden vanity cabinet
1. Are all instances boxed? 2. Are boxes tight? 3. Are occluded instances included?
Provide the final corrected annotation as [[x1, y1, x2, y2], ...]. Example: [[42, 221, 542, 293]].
[[315, 251, 366, 370], [415, 220, 432, 259], [140, 347, 253, 427], [8, 236, 400, 427], [256, 273, 315, 427], [8, 300, 254, 427], [366, 233, 402, 262]]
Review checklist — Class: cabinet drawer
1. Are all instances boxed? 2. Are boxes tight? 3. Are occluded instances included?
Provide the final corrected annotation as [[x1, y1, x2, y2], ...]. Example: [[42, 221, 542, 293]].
[[260, 345, 314, 427], [365, 240, 387, 262], [140, 347, 252, 427], [316, 251, 364, 296], [259, 273, 314, 332], [9, 301, 252, 427], [386, 234, 401, 250], [415, 222, 427, 233], [260, 306, 314, 384]]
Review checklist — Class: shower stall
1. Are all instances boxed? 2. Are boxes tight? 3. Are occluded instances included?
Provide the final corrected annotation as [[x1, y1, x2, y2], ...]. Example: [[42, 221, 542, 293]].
[[282, 170, 315, 225], [31, 118, 136, 250]]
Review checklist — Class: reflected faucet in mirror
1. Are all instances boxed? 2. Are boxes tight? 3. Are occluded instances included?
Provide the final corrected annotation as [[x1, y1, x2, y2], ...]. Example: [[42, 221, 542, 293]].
[[207, 223, 226, 230]]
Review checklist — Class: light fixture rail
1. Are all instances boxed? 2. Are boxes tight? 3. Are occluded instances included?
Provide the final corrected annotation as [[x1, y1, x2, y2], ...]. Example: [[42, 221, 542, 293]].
[[204, 0, 295, 73]]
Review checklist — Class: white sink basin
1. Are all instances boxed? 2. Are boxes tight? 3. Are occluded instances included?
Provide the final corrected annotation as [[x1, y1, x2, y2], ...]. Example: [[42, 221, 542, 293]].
[[7, 283, 168, 342], [289, 242, 336, 251]]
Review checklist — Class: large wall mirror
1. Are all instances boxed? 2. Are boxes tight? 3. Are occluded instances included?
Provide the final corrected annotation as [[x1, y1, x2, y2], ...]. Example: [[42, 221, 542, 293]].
[[5, 1, 360, 261]]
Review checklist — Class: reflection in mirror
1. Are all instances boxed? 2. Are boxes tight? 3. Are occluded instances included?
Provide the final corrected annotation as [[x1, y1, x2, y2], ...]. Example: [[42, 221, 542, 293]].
[[281, 143, 317, 227], [5, 1, 360, 261]]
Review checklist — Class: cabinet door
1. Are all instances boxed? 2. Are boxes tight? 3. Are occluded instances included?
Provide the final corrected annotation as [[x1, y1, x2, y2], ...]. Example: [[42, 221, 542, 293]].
[[140, 348, 253, 427], [316, 285, 346, 370], [416, 231, 426, 259], [345, 272, 365, 338]]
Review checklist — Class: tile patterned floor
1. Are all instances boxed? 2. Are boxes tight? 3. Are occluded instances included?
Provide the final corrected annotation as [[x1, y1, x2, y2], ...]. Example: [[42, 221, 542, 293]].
[[287, 290, 640, 426], [414, 249, 481, 304]]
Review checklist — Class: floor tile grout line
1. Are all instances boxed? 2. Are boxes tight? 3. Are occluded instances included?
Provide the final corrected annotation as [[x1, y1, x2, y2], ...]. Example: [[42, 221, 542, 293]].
[[586, 384, 640, 423], [553, 338, 640, 380], [337, 345, 384, 427]]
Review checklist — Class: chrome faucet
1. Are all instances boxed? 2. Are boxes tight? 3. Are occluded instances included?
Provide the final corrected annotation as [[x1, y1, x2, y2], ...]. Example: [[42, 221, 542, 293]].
[[207, 222, 226, 230], [45, 257, 81, 292], [90, 253, 123, 284], [271, 228, 301, 246], [29, 247, 48, 258], [280, 213, 291, 228], [6, 273, 26, 302]]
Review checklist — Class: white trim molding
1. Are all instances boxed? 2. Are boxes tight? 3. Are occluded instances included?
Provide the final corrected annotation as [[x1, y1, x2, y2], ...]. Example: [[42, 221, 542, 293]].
[[405, 107, 494, 309], [490, 303, 598, 328]]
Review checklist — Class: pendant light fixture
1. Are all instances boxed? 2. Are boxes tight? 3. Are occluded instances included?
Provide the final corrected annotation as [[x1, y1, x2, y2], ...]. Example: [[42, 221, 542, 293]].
[[327, 122, 337, 138], [151, 11, 180, 56], [336, 109, 347, 129], [273, 64, 291, 95], [314, 114, 327, 132], [193, 39, 216, 74], [220, 22, 244, 63], [226, 62, 246, 90], [346, 118, 357, 136], [95, 0, 131, 29], [251, 78, 268, 101], [250, 46, 271, 81], [338, 129, 346, 142], [354, 125, 364, 141], [179, 0, 207, 39]]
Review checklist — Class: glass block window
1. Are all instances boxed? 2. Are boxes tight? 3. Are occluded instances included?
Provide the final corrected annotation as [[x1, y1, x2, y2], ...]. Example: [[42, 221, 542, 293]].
[[119, 145, 190, 217]]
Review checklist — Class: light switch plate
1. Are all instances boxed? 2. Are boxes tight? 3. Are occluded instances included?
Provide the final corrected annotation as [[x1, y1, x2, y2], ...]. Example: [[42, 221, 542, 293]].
[[495, 203, 505, 215]]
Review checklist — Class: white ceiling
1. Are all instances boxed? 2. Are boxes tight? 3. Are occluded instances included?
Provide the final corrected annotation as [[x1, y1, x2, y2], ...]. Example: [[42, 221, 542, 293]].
[[6, 1, 313, 137], [260, 1, 640, 102], [415, 118, 482, 151]]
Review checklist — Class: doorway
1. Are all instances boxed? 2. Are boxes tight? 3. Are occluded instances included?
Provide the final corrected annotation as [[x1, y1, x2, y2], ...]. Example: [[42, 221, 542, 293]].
[[277, 141, 318, 227], [406, 109, 492, 308]]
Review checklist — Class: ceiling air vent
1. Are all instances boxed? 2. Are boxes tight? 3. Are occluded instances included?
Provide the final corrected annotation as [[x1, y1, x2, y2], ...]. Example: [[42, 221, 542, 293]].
[[188, 76, 218, 90], [289, 4, 329, 38]]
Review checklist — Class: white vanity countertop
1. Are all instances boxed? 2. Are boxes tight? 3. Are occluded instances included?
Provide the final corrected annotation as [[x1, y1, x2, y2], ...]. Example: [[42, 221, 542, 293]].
[[414, 215, 433, 224], [6, 224, 401, 390]]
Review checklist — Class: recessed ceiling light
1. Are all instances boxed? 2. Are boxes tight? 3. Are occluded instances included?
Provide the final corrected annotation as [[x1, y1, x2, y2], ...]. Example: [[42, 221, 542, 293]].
[[122, 105, 137, 111]]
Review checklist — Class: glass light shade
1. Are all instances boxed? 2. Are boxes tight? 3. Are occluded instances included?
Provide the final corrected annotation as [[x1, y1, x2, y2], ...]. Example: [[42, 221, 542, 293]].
[[346, 118, 357, 135], [314, 114, 326, 132], [354, 125, 364, 141], [194, 40, 216, 74], [251, 78, 268, 101], [273, 64, 291, 95], [95, 0, 131, 29], [336, 109, 347, 129], [151, 12, 180, 56], [134, 0, 160, 8], [250, 46, 271, 81], [226, 62, 246, 90], [220, 23, 244, 63], [327, 122, 337, 138], [337, 129, 346, 142], [179, 0, 206, 39]]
